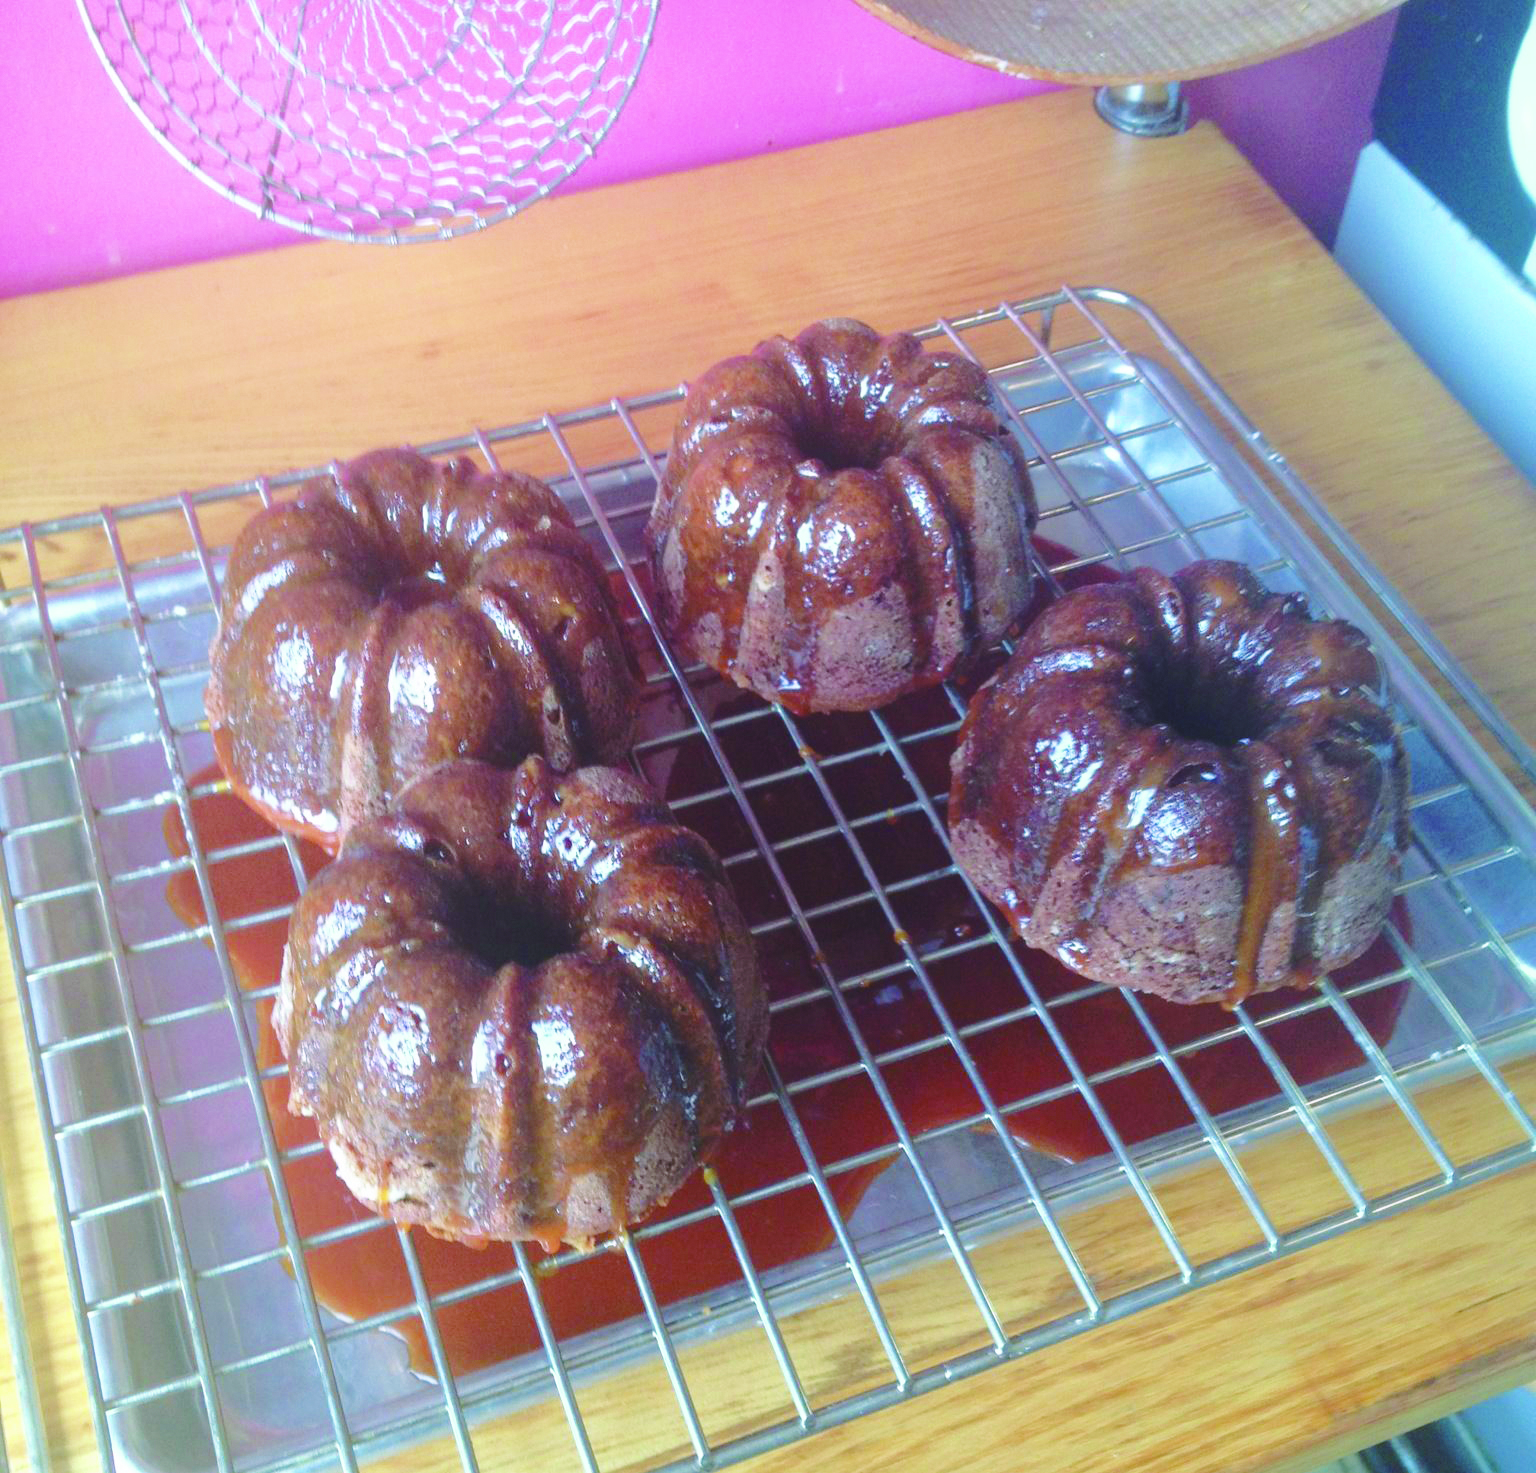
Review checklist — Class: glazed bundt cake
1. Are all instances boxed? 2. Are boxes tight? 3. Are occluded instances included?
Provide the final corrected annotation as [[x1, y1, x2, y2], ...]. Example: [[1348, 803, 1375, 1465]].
[[949, 560, 1409, 1006], [207, 447, 638, 849], [276, 756, 767, 1248], [646, 318, 1038, 713]]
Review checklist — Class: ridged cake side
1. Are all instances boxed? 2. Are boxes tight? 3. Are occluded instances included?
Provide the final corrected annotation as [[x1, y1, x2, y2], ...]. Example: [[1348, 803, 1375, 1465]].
[[949, 560, 1409, 1005], [207, 448, 638, 846], [646, 319, 1037, 713], [276, 758, 766, 1248]]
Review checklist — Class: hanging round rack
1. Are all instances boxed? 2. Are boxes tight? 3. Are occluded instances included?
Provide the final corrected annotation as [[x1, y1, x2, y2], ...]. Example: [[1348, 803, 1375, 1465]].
[[77, 0, 658, 243]]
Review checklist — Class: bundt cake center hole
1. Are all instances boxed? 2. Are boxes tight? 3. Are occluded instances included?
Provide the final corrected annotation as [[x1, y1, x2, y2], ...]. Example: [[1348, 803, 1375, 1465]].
[[464, 904, 574, 971], [1144, 669, 1265, 748], [383, 571, 455, 611], [796, 413, 896, 474]]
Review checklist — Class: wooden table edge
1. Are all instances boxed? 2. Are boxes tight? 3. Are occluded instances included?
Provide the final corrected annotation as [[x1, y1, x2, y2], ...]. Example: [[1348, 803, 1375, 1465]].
[[0, 90, 1533, 1473]]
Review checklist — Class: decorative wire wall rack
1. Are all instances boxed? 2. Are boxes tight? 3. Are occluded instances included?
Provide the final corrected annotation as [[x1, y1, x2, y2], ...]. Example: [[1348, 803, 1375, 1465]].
[[75, 0, 658, 242], [1, 286, 1535, 1473]]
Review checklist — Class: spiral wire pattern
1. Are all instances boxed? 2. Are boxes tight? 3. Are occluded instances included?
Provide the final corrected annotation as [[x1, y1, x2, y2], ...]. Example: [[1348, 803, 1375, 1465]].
[[78, 0, 658, 242]]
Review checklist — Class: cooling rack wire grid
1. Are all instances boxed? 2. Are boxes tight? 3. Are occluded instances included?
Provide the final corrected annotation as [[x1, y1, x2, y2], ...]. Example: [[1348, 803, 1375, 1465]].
[[0, 286, 1534, 1473]]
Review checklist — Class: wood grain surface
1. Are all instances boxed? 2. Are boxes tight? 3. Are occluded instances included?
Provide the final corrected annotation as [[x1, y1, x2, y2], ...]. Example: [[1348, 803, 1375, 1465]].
[[0, 90, 1533, 1473]]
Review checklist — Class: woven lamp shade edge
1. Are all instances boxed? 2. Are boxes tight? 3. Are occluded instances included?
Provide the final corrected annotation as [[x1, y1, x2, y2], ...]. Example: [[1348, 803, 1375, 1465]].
[[851, 0, 1405, 86]]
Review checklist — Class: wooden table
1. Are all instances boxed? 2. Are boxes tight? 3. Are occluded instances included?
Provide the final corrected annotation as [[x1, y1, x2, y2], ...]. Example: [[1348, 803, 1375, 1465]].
[[1, 90, 1534, 1473]]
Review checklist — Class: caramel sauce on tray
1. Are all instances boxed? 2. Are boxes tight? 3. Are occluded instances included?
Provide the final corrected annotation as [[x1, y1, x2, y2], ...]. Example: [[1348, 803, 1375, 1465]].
[[166, 540, 1406, 1379]]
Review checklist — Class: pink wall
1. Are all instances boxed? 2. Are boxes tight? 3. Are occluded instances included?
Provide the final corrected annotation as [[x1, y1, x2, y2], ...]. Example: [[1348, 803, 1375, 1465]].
[[0, 1, 1395, 302], [1190, 12, 1399, 245]]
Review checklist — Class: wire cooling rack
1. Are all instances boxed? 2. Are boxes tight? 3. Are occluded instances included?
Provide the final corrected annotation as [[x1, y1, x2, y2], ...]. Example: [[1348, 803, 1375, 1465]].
[[1, 287, 1536, 1473], [76, 0, 657, 242]]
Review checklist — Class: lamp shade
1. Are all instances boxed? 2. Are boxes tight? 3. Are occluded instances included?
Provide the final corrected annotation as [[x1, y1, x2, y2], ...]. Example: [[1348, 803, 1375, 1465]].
[[852, 0, 1405, 85]]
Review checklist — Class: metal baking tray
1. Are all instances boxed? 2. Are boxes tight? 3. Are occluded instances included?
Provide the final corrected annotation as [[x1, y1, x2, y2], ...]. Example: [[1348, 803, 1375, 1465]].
[[1, 286, 1533, 1473]]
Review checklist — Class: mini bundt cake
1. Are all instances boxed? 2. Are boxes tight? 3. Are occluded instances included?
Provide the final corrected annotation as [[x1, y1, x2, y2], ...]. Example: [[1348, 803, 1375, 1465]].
[[276, 756, 767, 1248], [207, 447, 638, 848], [949, 560, 1409, 1006], [646, 318, 1038, 713]]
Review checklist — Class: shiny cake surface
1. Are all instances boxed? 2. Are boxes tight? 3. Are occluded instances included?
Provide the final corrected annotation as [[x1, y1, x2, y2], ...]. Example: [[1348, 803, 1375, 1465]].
[[208, 447, 638, 848], [950, 559, 1409, 1004], [277, 756, 766, 1248], [647, 318, 1038, 713]]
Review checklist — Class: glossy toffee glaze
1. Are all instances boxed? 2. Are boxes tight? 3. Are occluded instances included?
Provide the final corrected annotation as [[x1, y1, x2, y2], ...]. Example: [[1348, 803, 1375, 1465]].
[[645, 319, 1038, 714], [169, 537, 1406, 1375], [165, 781, 888, 1377], [276, 757, 766, 1249], [206, 447, 639, 847], [950, 560, 1410, 1006], [1231, 744, 1310, 1007]]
